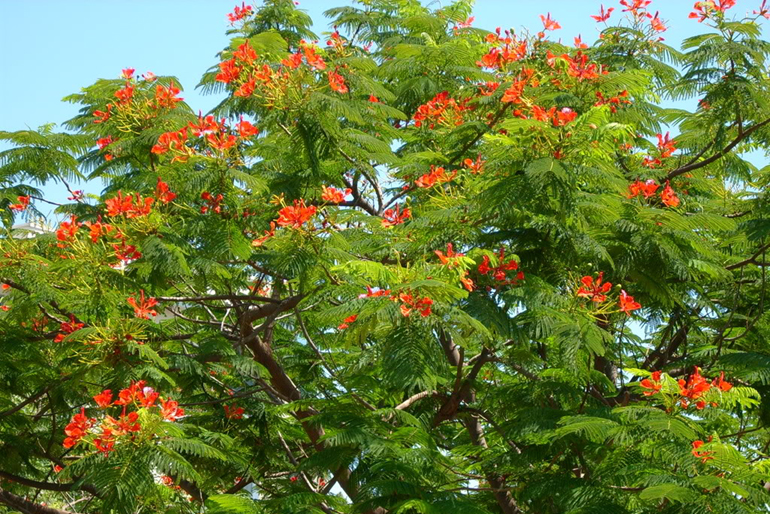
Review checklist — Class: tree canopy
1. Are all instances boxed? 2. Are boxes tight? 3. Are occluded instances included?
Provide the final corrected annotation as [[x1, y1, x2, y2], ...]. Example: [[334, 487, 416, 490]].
[[3, 1, 770, 513]]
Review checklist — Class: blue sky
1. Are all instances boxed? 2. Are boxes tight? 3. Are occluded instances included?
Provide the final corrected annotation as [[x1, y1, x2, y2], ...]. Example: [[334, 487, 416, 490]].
[[0, 0, 766, 217]]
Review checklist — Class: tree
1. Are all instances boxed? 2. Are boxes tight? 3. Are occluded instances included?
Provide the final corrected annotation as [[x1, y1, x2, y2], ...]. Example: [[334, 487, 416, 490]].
[[2, 0, 770, 512]]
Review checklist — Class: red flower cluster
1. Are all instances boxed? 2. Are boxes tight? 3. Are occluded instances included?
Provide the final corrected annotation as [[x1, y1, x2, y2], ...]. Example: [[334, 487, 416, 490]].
[[252, 222, 276, 247], [692, 439, 714, 462], [690, 0, 735, 22], [200, 191, 224, 214], [594, 90, 630, 113], [640, 370, 663, 396], [327, 70, 348, 94], [591, 4, 614, 22], [477, 30, 528, 70], [657, 132, 677, 158], [358, 287, 433, 317], [679, 367, 732, 409], [577, 272, 612, 302], [463, 155, 485, 174], [413, 91, 467, 129], [8, 195, 30, 212], [478, 248, 524, 287], [227, 2, 253, 24], [127, 290, 159, 319], [381, 204, 411, 227], [64, 381, 183, 455], [56, 216, 81, 247], [576, 272, 641, 315], [224, 405, 245, 419], [154, 81, 183, 109], [63, 408, 94, 449], [53, 315, 85, 343], [435, 243, 464, 268], [338, 314, 358, 330], [277, 199, 317, 228], [415, 165, 457, 188], [321, 186, 351, 203], [105, 191, 154, 218], [628, 179, 679, 207]]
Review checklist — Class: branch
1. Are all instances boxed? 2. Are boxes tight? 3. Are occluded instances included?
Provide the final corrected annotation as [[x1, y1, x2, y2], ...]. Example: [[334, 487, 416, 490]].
[[0, 487, 82, 514], [666, 117, 770, 180], [0, 470, 97, 496]]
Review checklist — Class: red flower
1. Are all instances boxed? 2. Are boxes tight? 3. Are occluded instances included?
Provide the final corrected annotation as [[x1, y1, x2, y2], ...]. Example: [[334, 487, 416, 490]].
[[215, 58, 242, 84], [381, 204, 411, 227], [93, 104, 113, 124], [576, 272, 612, 302], [252, 221, 276, 247], [563, 52, 599, 81], [591, 4, 614, 22], [155, 178, 176, 204], [627, 179, 659, 199], [54, 465, 63, 473], [154, 81, 183, 108], [105, 192, 154, 218], [415, 165, 457, 188], [369, 95, 380, 103], [53, 315, 85, 343], [435, 243, 464, 266], [553, 107, 577, 127], [121, 68, 135, 80], [233, 41, 258, 64], [93, 390, 113, 408], [56, 216, 81, 243], [640, 370, 662, 396], [648, 11, 667, 32], [574, 35, 588, 49], [539, 13, 561, 31], [755, 0, 770, 18], [338, 314, 358, 330], [189, 115, 220, 137], [397, 293, 433, 317], [619, 290, 641, 316], [692, 440, 714, 462], [201, 191, 224, 214], [207, 132, 238, 151], [236, 118, 259, 138], [277, 199, 317, 228], [301, 43, 327, 70], [661, 181, 680, 208], [161, 398, 185, 421], [281, 52, 303, 69], [84, 218, 116, 243], [620, 0, 651, 16], [113, 242, 142, 263], [712, 371, 733, 392], [114, 381, 146, 406], [63, 407, 92, 448], [114, 84, 134, 105], [678, 367, 712, 408], [328, 71, 349, 94], [501, 79, 526, 104], [463, 155, 485, 174], [413, 91, 467, 128], [9, 195, 30, 212], [656, 132, 677, 158], [128, 290, 159, 319], [227, 2, 253, 24], [224, 405, 245, 419], [460, 270, 475, 292], [321, 186, 351, 203], [142, 71, 157, 81], [152, 127, 189, 156]]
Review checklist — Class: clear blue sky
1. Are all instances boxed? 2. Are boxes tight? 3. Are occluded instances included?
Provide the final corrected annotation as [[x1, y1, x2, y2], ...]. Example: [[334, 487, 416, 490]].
[[0, 0, 766, 216]]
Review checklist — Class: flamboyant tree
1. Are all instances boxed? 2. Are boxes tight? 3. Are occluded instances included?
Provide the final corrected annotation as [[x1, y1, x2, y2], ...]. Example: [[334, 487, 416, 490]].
[[3, 0, 770, 512]]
